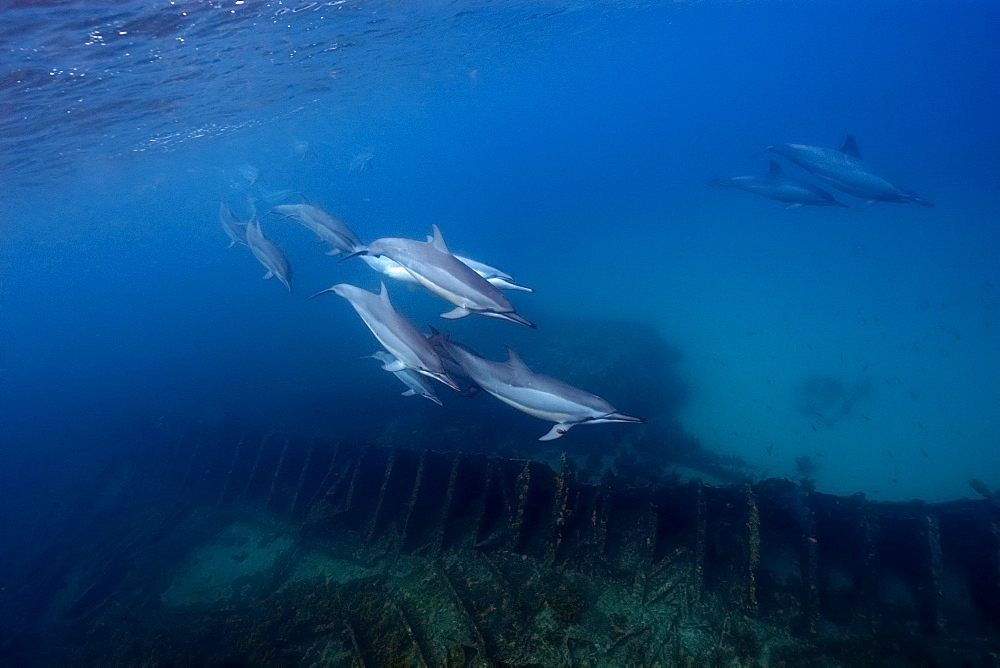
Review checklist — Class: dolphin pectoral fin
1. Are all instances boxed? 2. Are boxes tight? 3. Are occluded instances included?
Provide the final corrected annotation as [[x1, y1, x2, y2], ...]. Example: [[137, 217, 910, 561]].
[[401, 389, 416, 397], [539, 423, 573, 441], [441, 306, 472, 319], [227, 240, 235, 248], [785, 203, 803, 210], [382, 360, 406, 372], [325, 249, 341, 256], [263, 271, 274, 279]]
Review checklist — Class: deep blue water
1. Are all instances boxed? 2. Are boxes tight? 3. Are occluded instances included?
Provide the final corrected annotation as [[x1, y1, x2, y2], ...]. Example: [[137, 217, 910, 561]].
[[1, 0, 998, 542]]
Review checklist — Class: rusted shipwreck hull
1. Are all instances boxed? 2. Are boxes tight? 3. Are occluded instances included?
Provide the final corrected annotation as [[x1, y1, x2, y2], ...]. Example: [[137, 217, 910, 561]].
[[4, 422, 999, 665]]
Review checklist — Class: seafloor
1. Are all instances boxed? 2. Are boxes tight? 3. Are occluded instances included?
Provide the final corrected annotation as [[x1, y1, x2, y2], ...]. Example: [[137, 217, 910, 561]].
[[3, 428, 1000, 666], [2, 320, 998, 665]]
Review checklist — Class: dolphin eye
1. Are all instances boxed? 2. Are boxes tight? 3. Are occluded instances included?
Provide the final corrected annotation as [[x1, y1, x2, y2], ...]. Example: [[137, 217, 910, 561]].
[[558, 428, 566, 434]]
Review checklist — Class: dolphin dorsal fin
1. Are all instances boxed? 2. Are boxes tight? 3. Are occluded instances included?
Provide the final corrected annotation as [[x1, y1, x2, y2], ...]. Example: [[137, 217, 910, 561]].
[[505, 346, 531, 371], [767, 160, 784, 175], [429, 225, 451, 254], [378, 281, 392, 305], [840, 135, 861, 159]]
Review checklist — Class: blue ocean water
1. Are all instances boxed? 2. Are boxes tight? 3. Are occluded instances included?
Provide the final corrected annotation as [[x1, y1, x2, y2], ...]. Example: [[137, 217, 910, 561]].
[[1, 0, 998, 538]]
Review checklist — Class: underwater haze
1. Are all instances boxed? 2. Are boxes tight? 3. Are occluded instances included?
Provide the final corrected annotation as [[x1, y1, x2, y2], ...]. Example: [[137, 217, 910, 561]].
[[1, 0, 999, 524]]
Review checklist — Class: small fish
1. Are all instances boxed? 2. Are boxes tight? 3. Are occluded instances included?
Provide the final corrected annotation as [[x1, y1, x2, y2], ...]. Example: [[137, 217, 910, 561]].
[[968, 479, 992, 499]]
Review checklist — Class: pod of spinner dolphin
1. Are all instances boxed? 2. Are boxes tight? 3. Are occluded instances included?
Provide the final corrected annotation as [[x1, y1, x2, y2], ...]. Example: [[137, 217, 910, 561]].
[[710, 136, 934, 209], [220, 200, 645, 440]]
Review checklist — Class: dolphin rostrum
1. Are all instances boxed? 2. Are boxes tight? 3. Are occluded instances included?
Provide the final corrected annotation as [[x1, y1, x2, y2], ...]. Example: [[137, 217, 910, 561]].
[[245, 218, 293, 292], [438, 337, 645, 440], [273, 204, 363, 255], [312, 282, 459, 391], [369, 350, 443, 406], [767, 136, 934, 207], [709, 161, 847, 209], [219, 202, 249, 247], [347, 225, 535, 328]]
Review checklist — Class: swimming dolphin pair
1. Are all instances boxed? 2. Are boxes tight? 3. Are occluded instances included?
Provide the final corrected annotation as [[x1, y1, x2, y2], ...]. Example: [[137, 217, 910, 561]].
[[276, 203, 532, 292], [710, 161, 847, 209], [346, 225, 535, 328], [312, 282, 459, 391], [360, 254, 533, 293], [433, 333, 645, 440], [767, 136, 934, 207]]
